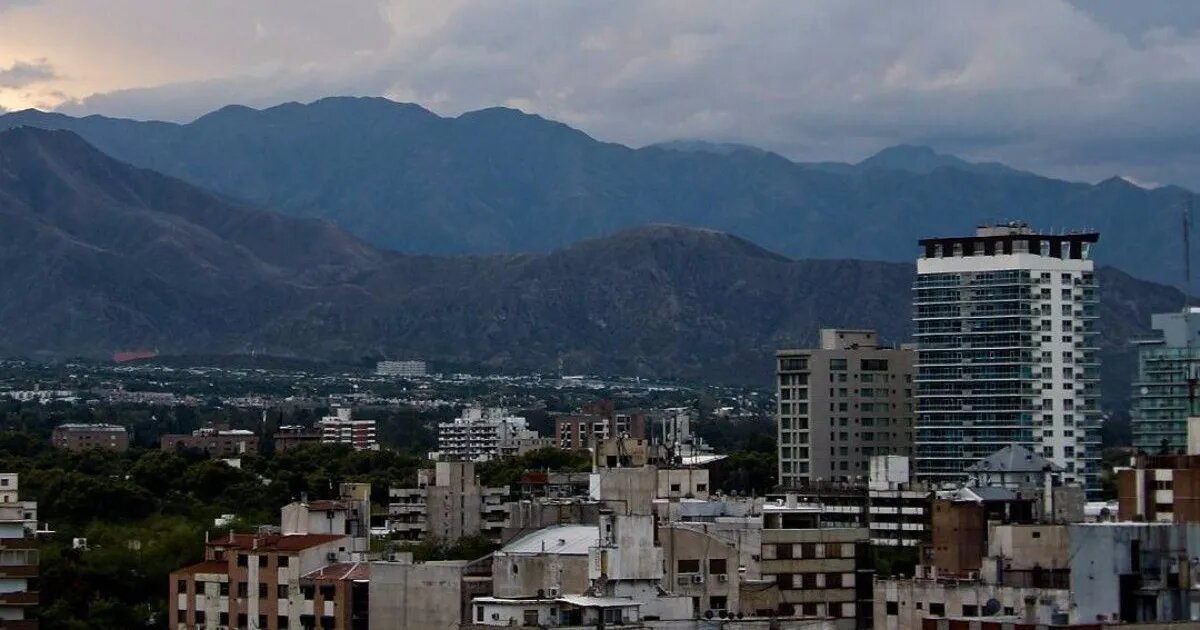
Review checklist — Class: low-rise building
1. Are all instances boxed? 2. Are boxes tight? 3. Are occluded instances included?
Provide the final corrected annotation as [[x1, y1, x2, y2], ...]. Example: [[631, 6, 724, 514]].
[[555, 404, 649, 451], [273, 425, 322, 453], [375, 360, 427, 378], [660, 522, 742, 617], [51, 423, 129, 451], [161, 426, 259, 457], [370, 557, 492, 629]]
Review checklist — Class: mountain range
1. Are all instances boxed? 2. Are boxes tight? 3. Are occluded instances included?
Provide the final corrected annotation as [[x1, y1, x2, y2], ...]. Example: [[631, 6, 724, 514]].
[[0, 97, 1194, 288], [0, 125, 1183, 428]]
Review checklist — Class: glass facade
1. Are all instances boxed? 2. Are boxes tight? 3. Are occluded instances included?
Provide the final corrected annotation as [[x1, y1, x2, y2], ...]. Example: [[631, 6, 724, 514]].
[[1131, 345, 1200, 452]]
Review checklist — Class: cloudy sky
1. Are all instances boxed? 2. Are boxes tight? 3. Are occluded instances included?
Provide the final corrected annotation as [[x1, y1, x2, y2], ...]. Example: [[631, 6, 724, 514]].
[[2, 0, 1200, 187]]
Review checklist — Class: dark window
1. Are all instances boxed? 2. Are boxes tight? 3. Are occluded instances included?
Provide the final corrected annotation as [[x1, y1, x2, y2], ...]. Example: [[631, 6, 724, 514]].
[[259, 583, 268, 598], [801, 603, 819, 616], [278, 616, 289, 629], [176, 579, 187, 593], [777, 543, 793, 559], [321, 616, 335, 629], [962, 604, 978, 617], [258, 615, 268, 629], [237, 582, 248, 598], [886, 601, 899, 615], [708, 558, 727, 575], [801, 573, 819, 588], [278, 555, 290, 567], [237, 553, 249, 568], [278, 584, 289, 599], [237, 613, 248, 627], [476, 606, 484, 622], [195, 611, 205, 624], [319, 584, 335, 600], [219, 612, 229, 626], [930, 603, 945, 616], [678, 559, 700, 573], [302, 585, 316, 599], [219, 582, 229, 596], [259, 555, 269, 567], [710, 595, 727, 611], [670, 483, 681, 492], [861, 358, 889, 371]]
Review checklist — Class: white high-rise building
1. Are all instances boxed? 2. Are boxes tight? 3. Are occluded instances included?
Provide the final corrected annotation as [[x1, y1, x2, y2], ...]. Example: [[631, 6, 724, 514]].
[[913, 223, 1101, 495], [318, 407, 379, 451], [434, 407, 547, 462]]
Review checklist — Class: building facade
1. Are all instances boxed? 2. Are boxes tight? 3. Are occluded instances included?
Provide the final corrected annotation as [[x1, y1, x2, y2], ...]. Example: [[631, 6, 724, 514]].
[[0, 474, 38, 629], [777, 329, 916, 488], [1131, 308, 1200, 452], [387, 462, 511, 542], [375, 360, 427, 378], [51, 423, 129, 452], [435, 407, 542, 462], [318, 408, 378, 451], [161, 427, 259, 457], [913, 223, 1101, 494]]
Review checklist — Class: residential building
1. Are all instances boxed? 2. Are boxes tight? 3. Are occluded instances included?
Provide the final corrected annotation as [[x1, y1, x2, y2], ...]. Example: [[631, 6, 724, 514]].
[[375, 360, 427, 378], [518, 471, 591, 499], [777, 328, 916, 488], [370, 557, 491, 629], [913, 223, 1101, 495], [434, 407, 543, 462], [0, 474, 38, 629], [1118, 448, 1200, 523], [758, 501, 872, 629], [281, 483, 371, 554], [555, 403, 649, 451], [318, 408, 378, 451], [168, 531, 358, 630], [161, 426, 259, 457], [660, 522, 742, 617], [1131, 308, 1200, 452], [273, 425, 322, 453], [386, 462, 510, 542], [51, 423, 129, 452]]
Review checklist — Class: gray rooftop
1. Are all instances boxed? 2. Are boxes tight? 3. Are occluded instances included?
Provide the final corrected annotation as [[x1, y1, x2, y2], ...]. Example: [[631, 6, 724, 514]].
[[498, 524, 599, 556], [965, 444, 1062, 474]]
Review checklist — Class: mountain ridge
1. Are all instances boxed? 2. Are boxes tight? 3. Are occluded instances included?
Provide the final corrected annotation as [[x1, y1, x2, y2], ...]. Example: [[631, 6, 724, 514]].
[[1, 97, 1194, 288]]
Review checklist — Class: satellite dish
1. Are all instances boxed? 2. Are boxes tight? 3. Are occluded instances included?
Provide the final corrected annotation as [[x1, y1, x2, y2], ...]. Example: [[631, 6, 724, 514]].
[[983, 599, 1002, 617]]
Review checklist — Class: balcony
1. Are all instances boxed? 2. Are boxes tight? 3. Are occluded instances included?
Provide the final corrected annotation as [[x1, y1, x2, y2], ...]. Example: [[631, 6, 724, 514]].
[[0, 591, 38, 605]]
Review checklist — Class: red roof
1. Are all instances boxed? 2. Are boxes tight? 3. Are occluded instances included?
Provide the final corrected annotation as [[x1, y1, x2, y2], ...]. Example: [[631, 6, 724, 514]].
[[208, 533, 347, 552], [303, 562, 370, 582], [174, 560, 228, 575], [306, 500, 351, 511]]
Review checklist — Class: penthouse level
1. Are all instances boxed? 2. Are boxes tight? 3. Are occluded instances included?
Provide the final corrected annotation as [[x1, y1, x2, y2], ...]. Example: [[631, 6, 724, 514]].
[[918, 224, 1099, 261]]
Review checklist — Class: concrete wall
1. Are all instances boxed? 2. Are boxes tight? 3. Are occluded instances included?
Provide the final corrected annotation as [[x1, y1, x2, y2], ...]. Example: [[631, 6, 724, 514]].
[[873, 578, 1072, 630], [369, 561, 465, 629], [591, 467, 657, 516], [658, 469, 711, 500], [491, 553, 589, 598], [986, 524, 1070, 571], [660, 524, 742, 615], [1069, 522, 1200, 623]]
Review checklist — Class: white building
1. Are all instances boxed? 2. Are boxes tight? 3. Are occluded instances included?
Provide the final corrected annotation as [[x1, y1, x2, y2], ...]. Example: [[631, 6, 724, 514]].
[[0, 474, 38, 626], [376, 360, 427, 378], [433, 407, 546, 462], [913, 222, 1101, 495], [318, 407, 379, 451]]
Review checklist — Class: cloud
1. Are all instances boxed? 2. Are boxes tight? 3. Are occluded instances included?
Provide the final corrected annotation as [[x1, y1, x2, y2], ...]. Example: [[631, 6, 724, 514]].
[[0, 59, 56, 89], [12, 0, 1200, 187]]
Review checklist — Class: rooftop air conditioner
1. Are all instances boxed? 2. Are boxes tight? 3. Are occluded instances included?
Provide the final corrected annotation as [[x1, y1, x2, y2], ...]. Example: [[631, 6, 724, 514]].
[[717, 574, 728, 583]]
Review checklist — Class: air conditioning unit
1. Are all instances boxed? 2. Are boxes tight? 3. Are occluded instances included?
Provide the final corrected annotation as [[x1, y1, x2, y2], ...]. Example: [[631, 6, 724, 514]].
[[717, 574, 728, 583], [326, 552, 337, 562], [548, 587, 559, 597], [692, 575, 705, 584]]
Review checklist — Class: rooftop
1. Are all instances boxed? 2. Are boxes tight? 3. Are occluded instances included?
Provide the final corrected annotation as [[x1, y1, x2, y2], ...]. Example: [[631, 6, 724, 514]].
[[174, 560, 228, 575], [208, 533, 347, 552], [499, 524, 599, 556], [303, 561, 370, 582], [966, 444, 1062, 474]]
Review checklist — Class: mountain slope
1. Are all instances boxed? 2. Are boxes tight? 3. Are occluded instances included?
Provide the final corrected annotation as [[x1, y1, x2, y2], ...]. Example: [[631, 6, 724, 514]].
[[0, 128, 1183, 412], [1, 98, 1195, 288]]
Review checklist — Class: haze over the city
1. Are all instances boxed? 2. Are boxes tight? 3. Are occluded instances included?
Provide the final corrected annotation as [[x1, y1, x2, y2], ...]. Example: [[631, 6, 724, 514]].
[[3, 0, 1200, 187]]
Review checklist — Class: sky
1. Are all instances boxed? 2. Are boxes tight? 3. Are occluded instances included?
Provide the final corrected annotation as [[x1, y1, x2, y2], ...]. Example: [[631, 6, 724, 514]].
[[2, 0, 1200, 187]]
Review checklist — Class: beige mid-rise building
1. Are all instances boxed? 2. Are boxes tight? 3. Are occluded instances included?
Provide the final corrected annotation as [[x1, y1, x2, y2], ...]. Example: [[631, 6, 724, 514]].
[[777, 329, 915, 487]]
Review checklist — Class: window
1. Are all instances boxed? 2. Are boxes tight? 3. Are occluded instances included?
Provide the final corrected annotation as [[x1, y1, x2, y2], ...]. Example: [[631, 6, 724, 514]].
[[278, 555, 289, 567], [962, 604, 978, 617], [861, 358, 889, 371], [677, 559, 700, 573], [929, 603, 945, 616], [219, 613, 229, 627], [278, 585, 288, 599], [237, 582, 248, 598], [829, 358, 848, 371], [711, 595, 728, 611], [696, 483, 707, 492], [219, 582, 229, 597], [321, 616, 335, 630], [886, 601, 899, 615], [237, 553, 249, 568], [301, 585, 316, 600], [476, 606, 484, 622], [176, 579, 187, 593], [319, 585, 335, 600], [670, 483, 681, 492], [709, 558, 727, 575], [801, 573, 819, 588], [777, 544, 794, 559], [258, 615, 268, 629], [195, 611, 205, 624], [259, 555, 269, 567], [259, 583, 268, 598], [237, 613, 248, 627]]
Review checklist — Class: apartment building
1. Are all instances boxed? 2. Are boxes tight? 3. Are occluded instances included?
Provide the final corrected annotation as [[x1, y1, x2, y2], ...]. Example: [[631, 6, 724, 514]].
[[435, 407, 544, 462], [51, 423, 129, 451], [913, 223, 1101, 495], [387, 462, 510, 542], [660, 523, 742, 616], [273, 425, 322, 453], [161, 426, 259, 457], [777, 329, 916, 488], [374, 360, 427, 378], [1131, 308, 1200, 452], [0, 473, 38, 629], [554, 404, 649, 451], [758, 502, 872, 630], [168, 531, 360, 630], [318, 408, 378, 451]]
